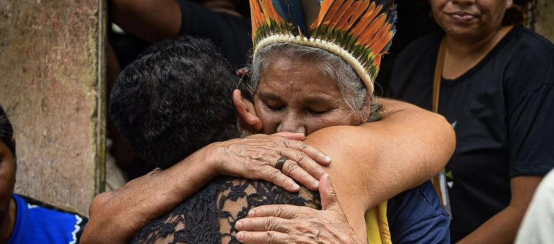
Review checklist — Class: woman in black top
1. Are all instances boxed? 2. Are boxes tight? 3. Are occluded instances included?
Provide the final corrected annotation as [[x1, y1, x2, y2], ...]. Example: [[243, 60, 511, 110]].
[[387, 0, 554, 242]]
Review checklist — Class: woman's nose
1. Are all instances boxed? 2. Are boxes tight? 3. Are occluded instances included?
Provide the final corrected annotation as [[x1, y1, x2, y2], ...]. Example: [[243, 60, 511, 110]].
[[276, 112, 306, 135]]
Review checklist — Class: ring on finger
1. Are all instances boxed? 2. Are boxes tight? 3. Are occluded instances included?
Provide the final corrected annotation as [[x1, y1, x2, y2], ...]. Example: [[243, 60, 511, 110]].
[[276, 156, 287, 171]]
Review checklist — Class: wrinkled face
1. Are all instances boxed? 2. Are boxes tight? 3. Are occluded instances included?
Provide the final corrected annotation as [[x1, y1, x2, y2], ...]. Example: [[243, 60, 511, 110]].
[[430, 0, 510, 40], [254, 56, 367, 135], [0, 140, 16, 224]]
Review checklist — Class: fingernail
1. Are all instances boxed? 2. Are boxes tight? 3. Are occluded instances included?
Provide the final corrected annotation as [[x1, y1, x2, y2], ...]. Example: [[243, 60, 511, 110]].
[[248, 210, 256, 217], [325, 156, 332, 163], [313, 181, 319, 189], [325, 174, 332, 185], [235, 220, 243, 229], [293, 183, 300, 191], [237, 232, 244, 240]]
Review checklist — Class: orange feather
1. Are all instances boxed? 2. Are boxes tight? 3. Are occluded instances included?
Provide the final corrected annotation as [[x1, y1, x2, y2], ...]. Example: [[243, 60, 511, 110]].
[[347, 0, 371, 29], [322, 0, 346, 26], [335, 1, 363, 31], [327, 0, 355, 31], [350, 3, 380, 39], [311, 0, 335, 29], [356, 14, 386, 45]]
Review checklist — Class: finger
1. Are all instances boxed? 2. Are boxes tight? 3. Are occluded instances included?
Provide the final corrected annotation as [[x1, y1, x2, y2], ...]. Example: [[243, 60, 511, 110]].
[[282, 139, 332, 166], [237, 231, 291, 244], [253, 166, 300, 192], [235, 216, 292, 232], [273, 131, 305, 141], [247, 204, 306, 218], [273, 153, 319, 190], [320, 174, 341, 211]]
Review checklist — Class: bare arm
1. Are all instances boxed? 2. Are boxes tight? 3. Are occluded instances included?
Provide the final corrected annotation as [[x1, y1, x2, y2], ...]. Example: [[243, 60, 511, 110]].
[[110, 0, 181, 42], [351, 97, 455, 207], [83, 99, 454, 244], [457, 176, 542, 244], [82, 133, 330, 244], [236, 98, 456, 243]]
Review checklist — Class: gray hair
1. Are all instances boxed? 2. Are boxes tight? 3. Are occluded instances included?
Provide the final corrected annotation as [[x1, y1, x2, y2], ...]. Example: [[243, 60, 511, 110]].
[[250, 43, 382, 122]]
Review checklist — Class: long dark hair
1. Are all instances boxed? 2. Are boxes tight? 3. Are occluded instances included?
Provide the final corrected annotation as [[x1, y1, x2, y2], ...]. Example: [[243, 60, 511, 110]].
[[502, 0, 536, 26]]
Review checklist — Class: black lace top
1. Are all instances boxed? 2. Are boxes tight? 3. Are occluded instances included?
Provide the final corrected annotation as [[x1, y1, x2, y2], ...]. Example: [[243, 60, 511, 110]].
[[131, 176, 320, 244]]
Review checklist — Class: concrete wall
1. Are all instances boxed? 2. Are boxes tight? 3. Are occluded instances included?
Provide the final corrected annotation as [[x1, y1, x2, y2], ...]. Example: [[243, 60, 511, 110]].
[[536, 0, 554, 42], [0, 0, 106, 215]]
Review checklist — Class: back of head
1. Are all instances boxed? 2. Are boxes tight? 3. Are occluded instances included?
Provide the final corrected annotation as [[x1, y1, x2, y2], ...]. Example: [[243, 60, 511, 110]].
[[110, 36, 240, 169], [0, 105, 15, 157]]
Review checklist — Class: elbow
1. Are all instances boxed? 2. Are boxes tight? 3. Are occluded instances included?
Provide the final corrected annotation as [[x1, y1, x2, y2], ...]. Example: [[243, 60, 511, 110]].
[[438, 114, 456, 156], [431, 113, 456, 171]]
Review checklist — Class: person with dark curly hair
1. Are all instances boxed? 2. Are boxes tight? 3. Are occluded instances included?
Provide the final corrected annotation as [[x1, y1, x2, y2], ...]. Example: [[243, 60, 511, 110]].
[[104, 35, 450, 244], [387, 0, 554, 243]]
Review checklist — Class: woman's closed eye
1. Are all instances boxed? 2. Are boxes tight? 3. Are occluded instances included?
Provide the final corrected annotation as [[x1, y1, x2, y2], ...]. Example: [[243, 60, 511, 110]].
[[307, 108, 331, 116], [265, 102, 285, 112]]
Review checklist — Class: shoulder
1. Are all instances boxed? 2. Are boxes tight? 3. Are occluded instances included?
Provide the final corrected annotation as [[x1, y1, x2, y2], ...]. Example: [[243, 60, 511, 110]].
[[504, 26, 554, 68], [512, 26, 554, 52], [13, 194, 87, 243], [499, 26, 554, 98], [304, 126, 370, 159]]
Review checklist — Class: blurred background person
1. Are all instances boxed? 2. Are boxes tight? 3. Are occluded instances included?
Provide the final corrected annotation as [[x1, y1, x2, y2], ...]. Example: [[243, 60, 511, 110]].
[[0, 104, 88, 243], [387, 0, 554, 243], [515, 169, 554, 244]]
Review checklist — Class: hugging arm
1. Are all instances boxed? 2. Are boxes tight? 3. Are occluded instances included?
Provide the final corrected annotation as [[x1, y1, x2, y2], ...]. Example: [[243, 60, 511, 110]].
[[82, 99, 455, 244], [236, 98, 455, 243], [81, 133, 330, 244]]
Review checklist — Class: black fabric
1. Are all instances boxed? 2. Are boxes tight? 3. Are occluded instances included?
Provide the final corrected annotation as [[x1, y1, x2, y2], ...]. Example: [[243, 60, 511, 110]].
[[131, 177, 320, 244], [131, 178, 450, 243], [176, 0, 252, 70], [387, 25, 554, 242]]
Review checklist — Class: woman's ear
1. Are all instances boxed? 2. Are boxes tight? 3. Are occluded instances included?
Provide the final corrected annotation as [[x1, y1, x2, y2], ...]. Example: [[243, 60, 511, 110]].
[[233, 89, 263, 132]]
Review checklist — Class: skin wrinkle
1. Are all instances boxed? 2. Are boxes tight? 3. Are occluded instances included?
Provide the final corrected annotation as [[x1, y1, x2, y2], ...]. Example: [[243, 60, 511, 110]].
[[250, 43, 376, 123]]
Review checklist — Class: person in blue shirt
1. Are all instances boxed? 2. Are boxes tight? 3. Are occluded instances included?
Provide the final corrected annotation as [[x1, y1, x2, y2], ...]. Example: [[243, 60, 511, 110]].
[[0, 105, 88, 244]]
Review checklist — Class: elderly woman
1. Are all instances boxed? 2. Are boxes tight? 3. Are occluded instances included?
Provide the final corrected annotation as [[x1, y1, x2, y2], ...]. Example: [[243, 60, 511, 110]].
[[387, 0, 554, 243], [82, 0, 455, 243]]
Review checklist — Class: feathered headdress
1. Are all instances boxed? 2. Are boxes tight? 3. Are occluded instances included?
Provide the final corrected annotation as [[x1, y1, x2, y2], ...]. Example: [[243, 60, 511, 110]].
[[250, 0, 396, 94]]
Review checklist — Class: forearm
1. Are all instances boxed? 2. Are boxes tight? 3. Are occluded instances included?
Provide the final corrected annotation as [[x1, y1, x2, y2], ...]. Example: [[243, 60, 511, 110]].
[[82, 146, 217, 244], [110, 0, 180, 43], [457, 206, 525, 244], [308, 99, 455, 209], [372, 98, 455, 189], [82, 134, 329, 243], [458, 176, 542, 244]]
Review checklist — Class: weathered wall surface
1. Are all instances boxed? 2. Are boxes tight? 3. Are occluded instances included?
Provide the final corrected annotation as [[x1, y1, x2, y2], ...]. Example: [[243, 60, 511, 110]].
[[0, 0, 105, 215], [536, 0, 554, 42]]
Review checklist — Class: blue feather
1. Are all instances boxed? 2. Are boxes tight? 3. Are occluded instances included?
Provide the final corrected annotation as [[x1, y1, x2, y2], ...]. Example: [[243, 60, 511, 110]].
[[271, 0, 311, 37]]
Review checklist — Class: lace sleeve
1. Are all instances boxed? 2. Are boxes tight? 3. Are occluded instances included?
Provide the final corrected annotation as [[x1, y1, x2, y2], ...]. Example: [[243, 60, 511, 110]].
[[131, 176, 321, 244]]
